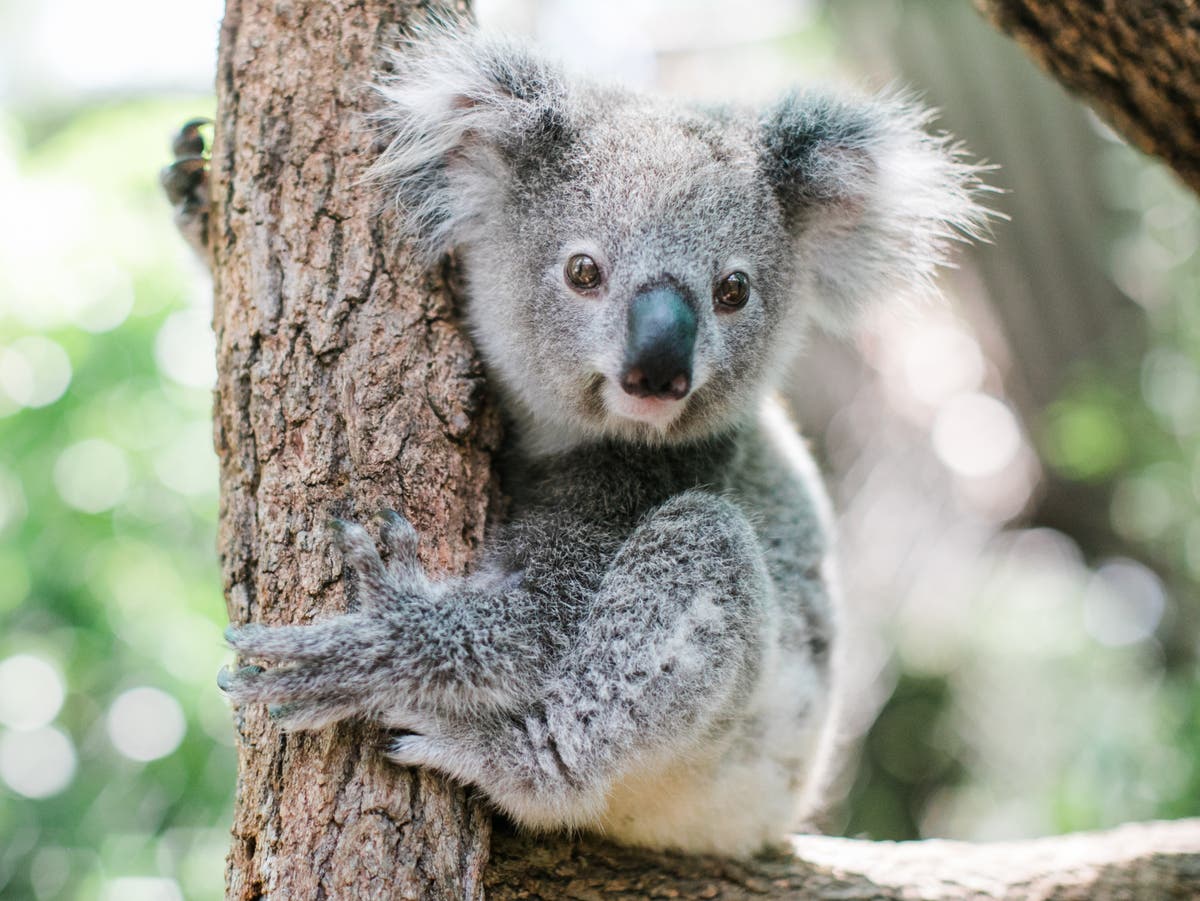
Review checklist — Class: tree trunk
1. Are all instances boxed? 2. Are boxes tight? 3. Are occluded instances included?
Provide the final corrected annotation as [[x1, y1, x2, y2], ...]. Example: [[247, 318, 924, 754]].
[[211, 0, 497, 897], [975, 0, 1200, 195], [209, 1, 1199, 897]]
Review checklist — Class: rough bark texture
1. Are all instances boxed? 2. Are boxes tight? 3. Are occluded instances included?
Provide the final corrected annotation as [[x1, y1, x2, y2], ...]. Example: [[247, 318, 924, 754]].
[[211, 0, 497, 897], [975, 0, 1200, 195], [209, 1, 1200, 897], [487, 819, 1200, 900]]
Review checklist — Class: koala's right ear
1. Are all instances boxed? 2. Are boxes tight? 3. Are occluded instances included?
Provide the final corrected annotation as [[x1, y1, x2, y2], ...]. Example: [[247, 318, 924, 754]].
[[369, 25, 572, 261]]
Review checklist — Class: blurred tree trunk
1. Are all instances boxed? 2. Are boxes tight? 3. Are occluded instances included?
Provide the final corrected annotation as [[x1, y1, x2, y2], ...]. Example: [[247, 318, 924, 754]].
[[207, 0, 1200, 897], [976, 0, 1200, 196]]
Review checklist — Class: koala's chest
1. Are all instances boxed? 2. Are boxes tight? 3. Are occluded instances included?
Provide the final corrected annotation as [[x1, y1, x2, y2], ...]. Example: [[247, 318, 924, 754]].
[[596, 647, 830, 856]]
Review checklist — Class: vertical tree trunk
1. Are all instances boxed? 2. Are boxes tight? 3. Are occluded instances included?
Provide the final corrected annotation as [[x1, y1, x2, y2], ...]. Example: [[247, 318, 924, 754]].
[[209, 1, 499, 897]]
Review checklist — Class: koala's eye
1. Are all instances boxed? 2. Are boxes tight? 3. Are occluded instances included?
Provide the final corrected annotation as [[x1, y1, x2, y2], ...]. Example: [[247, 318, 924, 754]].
[[714, 271, 750, 310], [565, 254, 602, 291]]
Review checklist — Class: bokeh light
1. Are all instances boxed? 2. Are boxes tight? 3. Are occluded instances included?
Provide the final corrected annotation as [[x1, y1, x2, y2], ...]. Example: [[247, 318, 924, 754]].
[[0, 654, 65, 730], [931, 393, 1023, 478], [106, 687, 187, 762], [0, 336, 71, 409], [0, 725, 77, 798], [100, 877, 185, 901], [1082, 559, 1167, 647], [154, 309, 216, 389], [54, 438, 132, 513]]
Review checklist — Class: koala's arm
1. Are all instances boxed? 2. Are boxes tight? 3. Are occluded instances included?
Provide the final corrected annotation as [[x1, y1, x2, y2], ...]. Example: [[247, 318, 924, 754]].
[[220, 512, 552, 729], [221, 492, 768, 827]]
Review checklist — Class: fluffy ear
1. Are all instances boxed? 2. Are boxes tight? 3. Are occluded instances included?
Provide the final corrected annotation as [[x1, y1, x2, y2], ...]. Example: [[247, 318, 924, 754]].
[[369, 23, 573, 260], [759, 90, 992, 330]]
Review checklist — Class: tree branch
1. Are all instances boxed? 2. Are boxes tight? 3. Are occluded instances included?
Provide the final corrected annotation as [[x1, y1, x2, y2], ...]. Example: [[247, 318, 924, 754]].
[[975, 0, 1200, 194], [486, 819, 1200, 899]]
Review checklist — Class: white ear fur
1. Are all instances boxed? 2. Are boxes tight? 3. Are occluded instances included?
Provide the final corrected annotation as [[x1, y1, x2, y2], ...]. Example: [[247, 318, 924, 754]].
[[761, 90, 995, 331], [368, 23, 569, 261]]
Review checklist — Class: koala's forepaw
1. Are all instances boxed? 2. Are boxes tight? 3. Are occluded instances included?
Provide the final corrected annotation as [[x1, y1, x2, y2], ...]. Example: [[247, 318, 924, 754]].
[[161, 117, 212, 260], [217, 659, 361, 731], [161, 118, 211, 209], [218, 625, 370, 731], [330, 511, 429, 612], [217, 511, 432, 730]]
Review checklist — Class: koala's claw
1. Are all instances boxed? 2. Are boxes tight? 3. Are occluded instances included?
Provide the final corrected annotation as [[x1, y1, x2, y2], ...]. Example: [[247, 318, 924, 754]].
[[387, 733, 442, 769], [225, 620, 364, 663], [220, 661, 362, 731], [162, 117, 212, 260], [171, 116, 212, 158], [161, 156, 209, 210], [329, 514, 427, 608], [217, 664, 264, 692], [217, 655, 349, 706], [376, 508, 422, 572], [266, 699, 359, 731], [217, 513, 434, 728]]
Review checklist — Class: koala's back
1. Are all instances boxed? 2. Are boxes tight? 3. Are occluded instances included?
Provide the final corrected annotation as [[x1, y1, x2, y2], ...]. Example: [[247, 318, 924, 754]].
[[517, 397, 840, 855]]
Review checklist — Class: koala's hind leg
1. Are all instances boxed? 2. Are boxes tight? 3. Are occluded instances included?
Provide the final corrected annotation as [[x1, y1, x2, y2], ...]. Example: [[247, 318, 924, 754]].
[[387, 490, 771, 830], [160, 117, 212, 265]]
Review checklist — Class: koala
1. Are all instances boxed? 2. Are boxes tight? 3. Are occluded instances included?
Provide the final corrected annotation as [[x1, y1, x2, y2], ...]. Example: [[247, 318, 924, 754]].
[[179, 26, 986, 857]]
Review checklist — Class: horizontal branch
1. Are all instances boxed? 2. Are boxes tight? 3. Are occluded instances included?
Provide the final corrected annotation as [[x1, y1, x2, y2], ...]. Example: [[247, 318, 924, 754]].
[[486, 818, 1200, 899]]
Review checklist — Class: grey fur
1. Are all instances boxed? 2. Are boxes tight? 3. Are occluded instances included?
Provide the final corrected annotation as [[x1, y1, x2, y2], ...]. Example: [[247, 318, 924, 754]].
[[216, 25, 988, 856]]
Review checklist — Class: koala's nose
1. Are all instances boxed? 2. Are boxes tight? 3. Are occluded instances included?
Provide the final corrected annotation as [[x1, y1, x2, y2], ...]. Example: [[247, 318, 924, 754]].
[[621, 285, 697, 401]]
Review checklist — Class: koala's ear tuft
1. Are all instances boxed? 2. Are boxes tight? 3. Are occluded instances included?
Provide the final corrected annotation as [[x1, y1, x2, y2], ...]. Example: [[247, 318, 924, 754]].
[[759, 90, 994, 330], [368, 23, 573, 261]]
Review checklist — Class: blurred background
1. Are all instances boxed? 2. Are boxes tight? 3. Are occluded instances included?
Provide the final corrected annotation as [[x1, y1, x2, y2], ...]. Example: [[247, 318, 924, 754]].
[[0, 0, 1196, 898]]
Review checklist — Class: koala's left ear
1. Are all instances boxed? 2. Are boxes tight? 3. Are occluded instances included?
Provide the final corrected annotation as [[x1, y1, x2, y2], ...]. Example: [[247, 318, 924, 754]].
[[758, 91, 992, 330], [369, 23, 573, 260]]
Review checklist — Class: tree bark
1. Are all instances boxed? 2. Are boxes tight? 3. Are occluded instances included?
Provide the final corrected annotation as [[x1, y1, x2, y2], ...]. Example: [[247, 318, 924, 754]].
[[209, 1, 1200, 898], [487, 819, 1200, 900], [211, 0, 497, 897], [975, 0, 1200, 195]]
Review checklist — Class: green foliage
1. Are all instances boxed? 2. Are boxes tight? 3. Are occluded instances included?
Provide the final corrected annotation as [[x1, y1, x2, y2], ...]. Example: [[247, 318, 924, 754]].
[[0, 97, 232, 901], [842, 673, 965, 840]]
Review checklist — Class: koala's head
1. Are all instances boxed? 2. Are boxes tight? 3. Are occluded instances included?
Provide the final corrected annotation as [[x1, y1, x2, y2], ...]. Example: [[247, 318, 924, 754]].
[[372, 27, 988, 453]]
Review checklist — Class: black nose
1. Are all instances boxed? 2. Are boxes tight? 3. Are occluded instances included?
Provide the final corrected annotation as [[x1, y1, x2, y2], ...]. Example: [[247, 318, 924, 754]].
[[620, 285, 697, 401]]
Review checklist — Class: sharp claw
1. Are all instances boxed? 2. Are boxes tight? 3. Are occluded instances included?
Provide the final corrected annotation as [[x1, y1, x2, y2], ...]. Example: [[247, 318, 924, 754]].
[[330, 518, 380, 563], [327, 517, 353, 550], [378, 509, 419, 550], [217, 663, 265, 693], [160, 156, 209, 207], [172, 117, 213, 158]]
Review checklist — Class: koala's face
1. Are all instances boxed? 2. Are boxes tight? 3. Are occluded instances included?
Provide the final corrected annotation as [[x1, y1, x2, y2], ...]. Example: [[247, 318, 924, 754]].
[[457, 99, 801, 448], [373, 30, 986, 450]]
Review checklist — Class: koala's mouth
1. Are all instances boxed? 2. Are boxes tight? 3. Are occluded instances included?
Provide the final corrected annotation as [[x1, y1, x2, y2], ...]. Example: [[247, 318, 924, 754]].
[[601, 375, 691, 430]]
